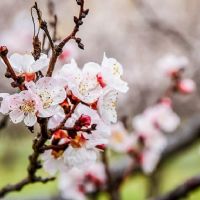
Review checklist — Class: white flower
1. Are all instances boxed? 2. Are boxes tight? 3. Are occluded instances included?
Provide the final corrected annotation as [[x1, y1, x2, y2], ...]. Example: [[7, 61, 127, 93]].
[[26, 77, 66, 118], [157, 54, 188, 76], [64, 146, 98, 169], [97, 88, 118, 124], [59, 168, 86, 200], [63, 104, 110, 168], [59, 162, 106, 200], [55, 59, 102, 104], [41, 150, 68, 176], [99, 53, 129, 93], [65, 103, 110, 139], [145, 104, 180, 133], [0, 91, 42, 126], [133, 113, 159, 137], [9, 53, 49, 81], [133, 103, 180, 133], [109, 122, 135, 153]]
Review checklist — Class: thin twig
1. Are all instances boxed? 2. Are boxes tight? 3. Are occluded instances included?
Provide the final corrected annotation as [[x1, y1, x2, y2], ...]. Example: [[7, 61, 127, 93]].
[[46, 0, 89, 77], [33, 2, 55, 51], [0, 46, 25, 90]]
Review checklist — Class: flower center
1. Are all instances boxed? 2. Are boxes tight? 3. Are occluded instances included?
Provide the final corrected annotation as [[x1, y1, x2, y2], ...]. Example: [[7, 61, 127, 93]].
[[39, 91, 53, 109], [20, 100, 35, 113], [112, 64, 121, 76], [112, 131, 124, 143]]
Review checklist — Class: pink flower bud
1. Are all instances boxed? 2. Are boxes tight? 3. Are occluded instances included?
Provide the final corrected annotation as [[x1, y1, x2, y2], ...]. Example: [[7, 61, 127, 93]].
[[79, 114, 91, 127], [178, 79, 196, 94]]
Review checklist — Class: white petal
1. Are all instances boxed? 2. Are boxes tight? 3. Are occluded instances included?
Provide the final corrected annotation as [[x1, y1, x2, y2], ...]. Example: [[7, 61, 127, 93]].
[[64, 147, 97, 169], [31, 54, 49, 72], [38, 105, 58, 118], [9, 53, 23, 73], [9, 110, 24, 124], [21, 54, 34, 72], [82, 62, 101, 76], [24, 113, 37, 126]]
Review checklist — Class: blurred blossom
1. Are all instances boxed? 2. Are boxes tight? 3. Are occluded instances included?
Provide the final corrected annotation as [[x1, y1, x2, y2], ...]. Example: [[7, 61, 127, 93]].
[[109, 121, 135, 153], [59, 162, 106, 200], [177, 79, 196, 94], [157, 54, 188, 77], [132, 101, 180, 174]]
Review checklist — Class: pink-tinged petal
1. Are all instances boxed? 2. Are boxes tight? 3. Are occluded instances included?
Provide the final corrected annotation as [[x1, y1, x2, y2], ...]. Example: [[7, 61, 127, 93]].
[[8, 94, 22, 110], [24, 113, 37, 127], [9, 110, 24, 124]]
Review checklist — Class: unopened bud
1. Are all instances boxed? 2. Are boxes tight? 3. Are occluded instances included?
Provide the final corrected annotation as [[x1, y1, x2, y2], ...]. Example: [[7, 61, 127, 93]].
[[78, 114, 91, 127]]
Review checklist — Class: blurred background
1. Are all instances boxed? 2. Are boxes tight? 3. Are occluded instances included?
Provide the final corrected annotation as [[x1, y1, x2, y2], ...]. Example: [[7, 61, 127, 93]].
[[1, 0, 200, 199]]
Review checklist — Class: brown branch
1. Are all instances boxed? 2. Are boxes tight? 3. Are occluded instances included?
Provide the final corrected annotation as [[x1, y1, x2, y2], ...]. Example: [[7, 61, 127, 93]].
[[46, 0, 89, 77], [154, 174, 200, 200], [102, 150, 121, 200], [0, 46, 25, 90], [0, 176, 54, 198], [41, 143, 69, 151]]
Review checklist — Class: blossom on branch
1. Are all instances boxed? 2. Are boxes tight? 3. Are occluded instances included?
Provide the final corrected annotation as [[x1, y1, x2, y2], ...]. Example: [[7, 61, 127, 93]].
[[0, 90, 42, 126], [26, 77, 66, 118], [9, 53, 49, 81]]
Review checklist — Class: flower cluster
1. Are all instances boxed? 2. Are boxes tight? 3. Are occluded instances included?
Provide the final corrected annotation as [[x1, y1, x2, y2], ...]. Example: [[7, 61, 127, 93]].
[[132, 98, 180, 174], [0, 52, 128, 174], [126, 54, 196, 174]]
